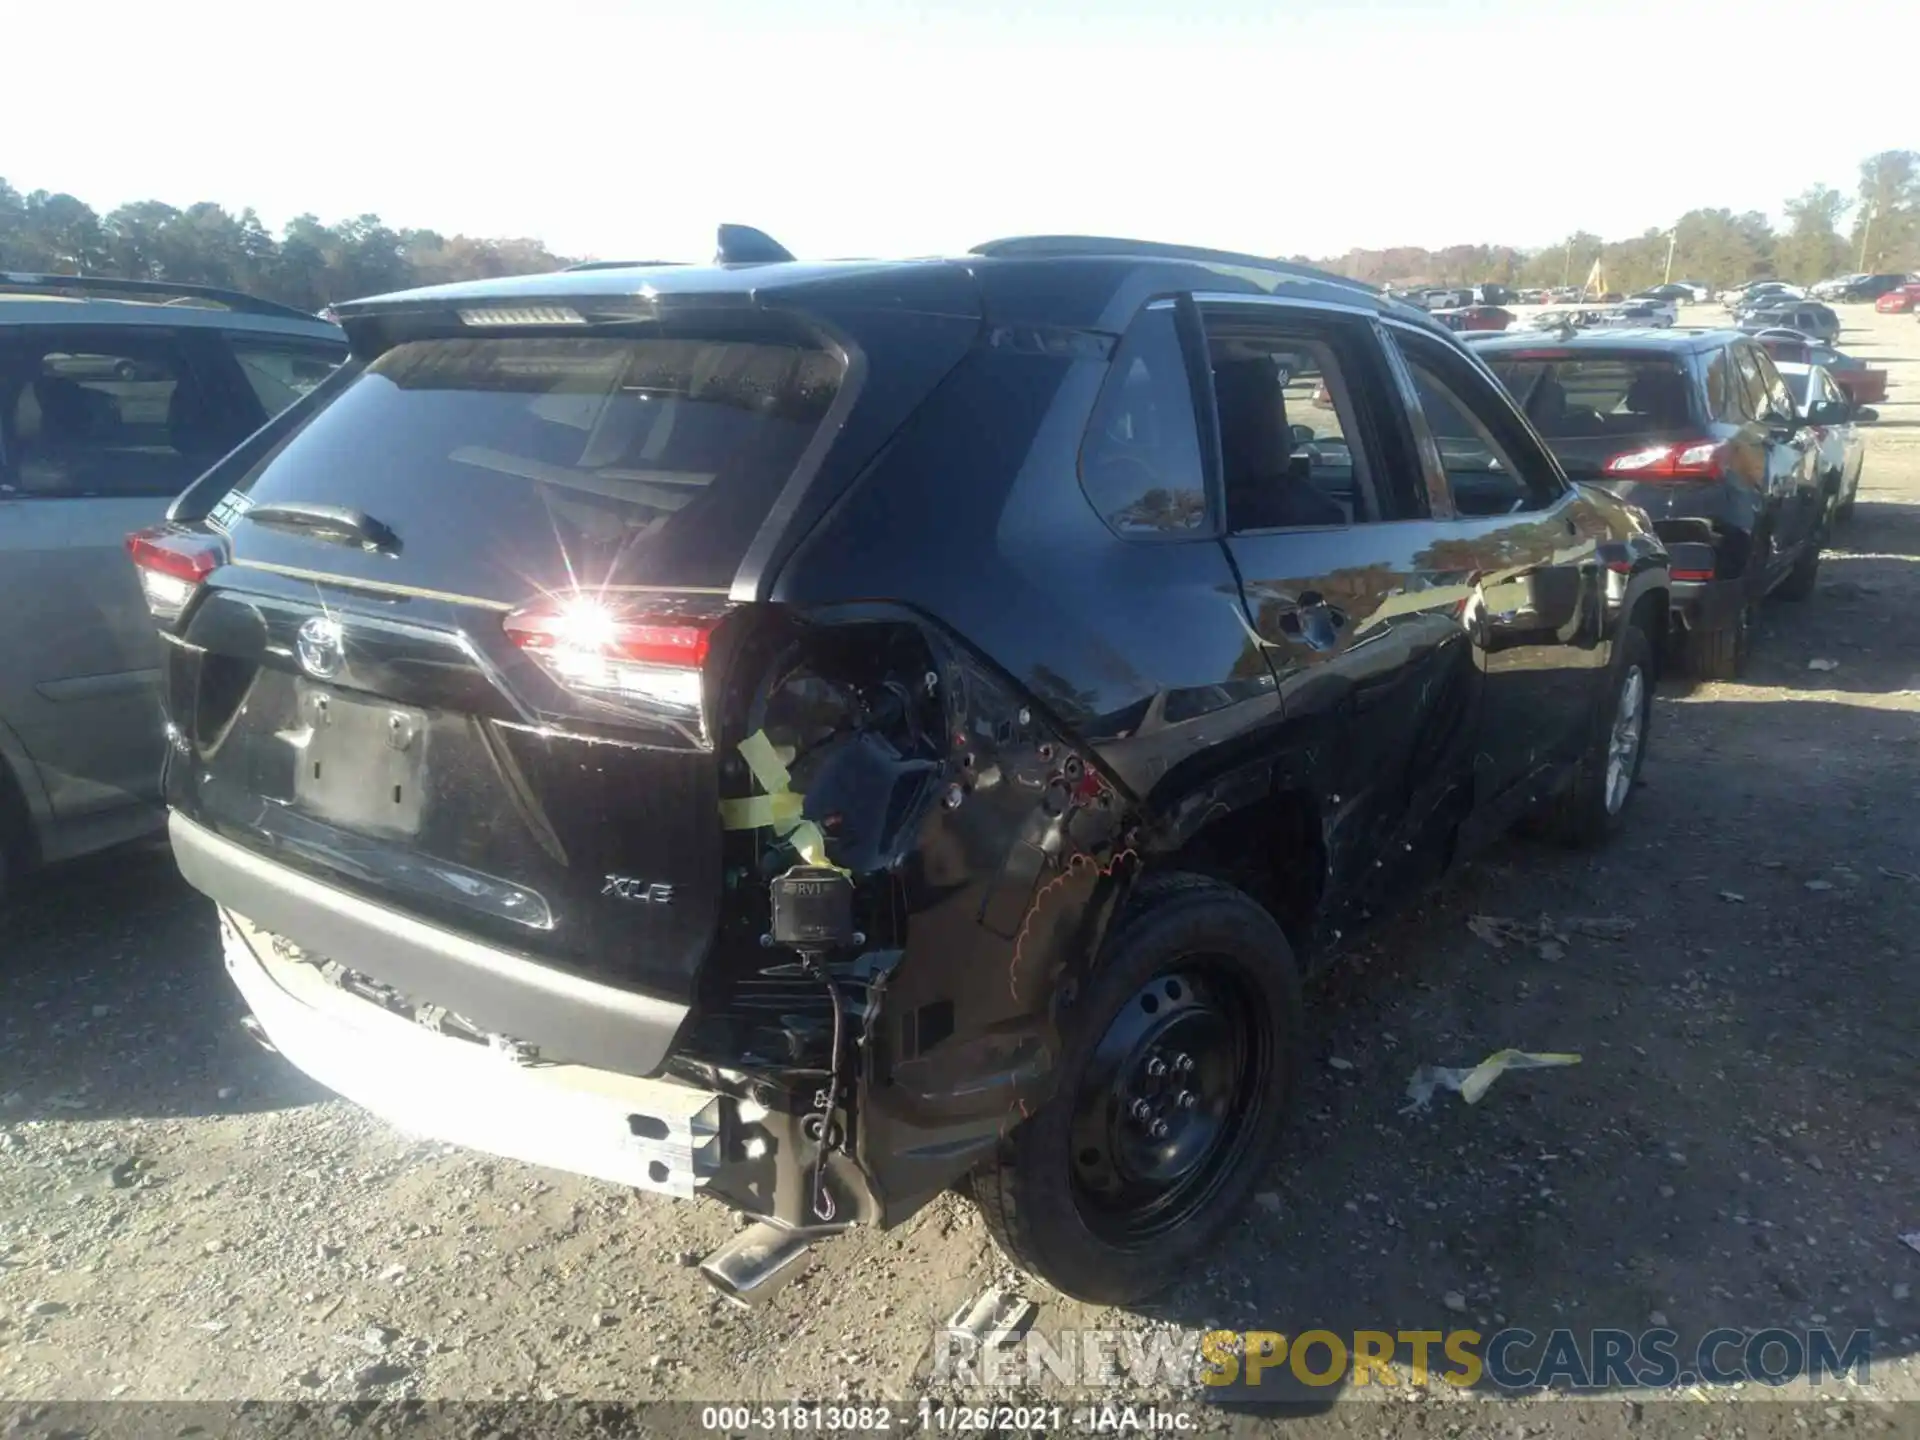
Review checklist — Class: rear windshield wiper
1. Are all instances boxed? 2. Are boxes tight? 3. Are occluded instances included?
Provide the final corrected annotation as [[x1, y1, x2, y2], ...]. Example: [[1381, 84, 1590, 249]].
[[245, 502, 402, 555]]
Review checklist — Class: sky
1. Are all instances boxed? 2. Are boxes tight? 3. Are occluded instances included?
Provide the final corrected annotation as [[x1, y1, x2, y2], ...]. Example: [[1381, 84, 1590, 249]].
[[4, 0, 1913, 263]]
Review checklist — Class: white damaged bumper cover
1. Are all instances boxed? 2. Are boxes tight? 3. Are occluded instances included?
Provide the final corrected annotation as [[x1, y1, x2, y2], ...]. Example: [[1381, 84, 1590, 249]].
[[219, 911, 724, 1199]]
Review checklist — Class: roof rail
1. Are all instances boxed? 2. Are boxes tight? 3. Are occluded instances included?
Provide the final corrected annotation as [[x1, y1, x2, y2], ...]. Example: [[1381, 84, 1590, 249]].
[[0, 272, 326, 324], [562, 259, 685, 272], [966, 236, 1380, 295]]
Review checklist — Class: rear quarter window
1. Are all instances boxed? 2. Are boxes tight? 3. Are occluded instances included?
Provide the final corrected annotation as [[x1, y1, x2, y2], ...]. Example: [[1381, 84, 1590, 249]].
[[224, 333, 844, 596]]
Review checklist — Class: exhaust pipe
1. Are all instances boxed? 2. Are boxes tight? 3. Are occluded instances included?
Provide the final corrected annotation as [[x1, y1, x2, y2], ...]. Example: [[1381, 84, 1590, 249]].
[[699, 1221, 817, 1307]]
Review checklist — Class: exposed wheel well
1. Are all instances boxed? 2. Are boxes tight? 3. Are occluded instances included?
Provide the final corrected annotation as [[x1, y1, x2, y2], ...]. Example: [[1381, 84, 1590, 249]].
[[1154, 789, 1322, 948]]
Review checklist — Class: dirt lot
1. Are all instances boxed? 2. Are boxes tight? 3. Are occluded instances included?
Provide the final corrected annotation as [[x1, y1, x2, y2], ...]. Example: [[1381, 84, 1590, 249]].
[[3, 303, 1918, 1427]]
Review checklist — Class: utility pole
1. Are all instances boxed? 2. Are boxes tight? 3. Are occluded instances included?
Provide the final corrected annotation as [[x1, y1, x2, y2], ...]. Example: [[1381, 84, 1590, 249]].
[[1664, 227, 1678, 285], [1857, 203, 1874, 271], [1562, 238, 1573, 289]]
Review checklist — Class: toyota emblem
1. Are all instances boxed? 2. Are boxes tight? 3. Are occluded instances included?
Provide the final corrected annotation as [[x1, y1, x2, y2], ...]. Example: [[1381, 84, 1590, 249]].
[[296, 616, 345, 680]]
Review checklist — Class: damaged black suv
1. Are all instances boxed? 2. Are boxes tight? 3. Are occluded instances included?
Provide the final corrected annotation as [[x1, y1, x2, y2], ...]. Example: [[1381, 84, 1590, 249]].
[[140, 229, 1670, 1305]]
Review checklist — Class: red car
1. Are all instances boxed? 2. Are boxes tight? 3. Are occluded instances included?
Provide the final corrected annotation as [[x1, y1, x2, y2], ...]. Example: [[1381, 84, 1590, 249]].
[[1875, 283, 1920, 314], [1431, 304, 1514, 332]]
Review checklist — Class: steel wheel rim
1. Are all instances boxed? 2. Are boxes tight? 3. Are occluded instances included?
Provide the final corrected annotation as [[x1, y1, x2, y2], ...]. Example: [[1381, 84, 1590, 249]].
[[1068, 961, 1271, 1245], [1605, 664, 1646, 814]]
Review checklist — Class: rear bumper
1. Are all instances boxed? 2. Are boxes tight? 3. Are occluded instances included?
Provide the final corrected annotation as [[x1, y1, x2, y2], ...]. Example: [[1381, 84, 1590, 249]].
[[169, 811, 687, 1078], [219, 910, 723, 1198]]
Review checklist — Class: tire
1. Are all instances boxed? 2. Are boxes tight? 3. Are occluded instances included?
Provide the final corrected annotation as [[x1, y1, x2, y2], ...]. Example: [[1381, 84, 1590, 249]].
[[969, 873, 1303, 1304], [1773, 527, 1824, 602], [1683, 596, 1750, 681], [113, 359, 137, 380], [1538, 622, 1654, 847]]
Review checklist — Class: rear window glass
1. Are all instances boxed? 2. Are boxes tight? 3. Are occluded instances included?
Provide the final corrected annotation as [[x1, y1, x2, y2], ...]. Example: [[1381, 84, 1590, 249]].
[[1484, 356, 1694, 438], [224, 335, 842, 595]]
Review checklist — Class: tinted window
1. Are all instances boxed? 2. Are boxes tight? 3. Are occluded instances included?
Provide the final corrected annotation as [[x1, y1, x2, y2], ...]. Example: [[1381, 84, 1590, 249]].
[[1487, 356, 1695, 438], [1703, 351, 1734, 421], [1205, 316, 1377, 530], [0, 330, 247, 499], [1730, 346, 1770, 421], [1751, 347, 1795, 420], [228, 336, 347, 414], [225, 334, 843, 595], [1078, 308, 1208, 538], [1397, 340, 1565, 517]]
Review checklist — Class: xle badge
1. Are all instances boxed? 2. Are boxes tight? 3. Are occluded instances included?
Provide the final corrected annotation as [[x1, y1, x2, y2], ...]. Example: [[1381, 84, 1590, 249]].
[[603, 876, 674, 904]]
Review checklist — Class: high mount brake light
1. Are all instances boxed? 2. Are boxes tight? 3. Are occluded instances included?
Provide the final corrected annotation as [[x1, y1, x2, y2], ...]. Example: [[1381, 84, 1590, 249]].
[[125, 527, 225, 622], [503, 595, 726, 721], [1603, 440, 1725, 481]]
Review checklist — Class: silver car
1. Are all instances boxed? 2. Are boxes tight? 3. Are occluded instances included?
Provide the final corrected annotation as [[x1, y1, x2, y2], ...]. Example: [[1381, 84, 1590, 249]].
[[0, 275, 346, 896], [1776, 361, 1872, 522]]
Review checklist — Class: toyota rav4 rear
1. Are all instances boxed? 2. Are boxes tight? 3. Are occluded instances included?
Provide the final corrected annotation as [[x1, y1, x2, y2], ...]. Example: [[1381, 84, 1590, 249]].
[[141, 232, 1669, 1306]]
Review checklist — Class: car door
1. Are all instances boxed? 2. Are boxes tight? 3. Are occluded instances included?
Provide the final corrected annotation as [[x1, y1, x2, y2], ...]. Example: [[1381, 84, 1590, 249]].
[[1382, 323, 1609, 816], [1728, 341, 1813, 582], [1195, 296, 1482, 931], [1748, 343, 1824, 551], [0, 325, 266, 826]]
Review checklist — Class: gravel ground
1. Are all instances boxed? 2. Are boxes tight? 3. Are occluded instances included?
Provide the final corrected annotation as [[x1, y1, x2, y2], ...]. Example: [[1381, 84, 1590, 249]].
[[3, 303, 1918, 1431]]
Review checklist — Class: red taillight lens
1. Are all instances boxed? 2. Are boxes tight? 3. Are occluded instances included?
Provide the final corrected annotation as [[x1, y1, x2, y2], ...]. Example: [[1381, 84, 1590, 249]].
[[1603, 440, 1725, 481], [125, 526, 224, 622], [1670, 568, 1715, 582], [503, 594, 725, 720]]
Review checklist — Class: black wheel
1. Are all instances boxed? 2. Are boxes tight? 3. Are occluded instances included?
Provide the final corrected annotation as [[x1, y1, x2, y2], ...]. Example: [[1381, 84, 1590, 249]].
[[1539, 622, 1654, 847], [1774, 527, 1824, 602], [970, 873, 1302, 1303], [112, 359, 138, 380], [1683, 596, 1750, 681], [1836, 494, 1855, 522]]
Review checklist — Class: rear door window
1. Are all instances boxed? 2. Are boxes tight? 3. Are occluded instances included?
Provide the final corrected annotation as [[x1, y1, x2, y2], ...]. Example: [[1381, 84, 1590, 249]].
[[0, 328, 250, 499], [1751, 347, 1796, 421], [1730, 346, 1771, 422], [1393, 336, 1566, 517], [223, 333, 845, 596]]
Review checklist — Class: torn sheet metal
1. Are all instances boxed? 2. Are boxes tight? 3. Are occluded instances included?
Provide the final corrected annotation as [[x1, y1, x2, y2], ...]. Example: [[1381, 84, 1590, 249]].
[[1403, 1049, 1583, 1113], [718, 729, 840, 870]]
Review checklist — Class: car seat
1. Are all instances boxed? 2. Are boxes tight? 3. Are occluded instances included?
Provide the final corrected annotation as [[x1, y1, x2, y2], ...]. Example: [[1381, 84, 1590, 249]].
[[1214, 358, 1346, 530]]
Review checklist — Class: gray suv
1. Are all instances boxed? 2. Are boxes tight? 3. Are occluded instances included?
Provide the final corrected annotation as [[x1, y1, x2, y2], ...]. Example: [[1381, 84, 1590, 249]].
[[0, 274, 346, 896]]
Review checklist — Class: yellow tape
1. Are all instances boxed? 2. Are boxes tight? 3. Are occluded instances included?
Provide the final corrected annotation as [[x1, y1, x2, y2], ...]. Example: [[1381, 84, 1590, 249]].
[[720, 729, 840, 871], [1457, 1050, 1582, 1104]]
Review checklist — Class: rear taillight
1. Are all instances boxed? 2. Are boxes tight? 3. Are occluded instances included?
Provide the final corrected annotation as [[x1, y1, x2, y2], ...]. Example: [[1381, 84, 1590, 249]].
[[125, 526, 224, 623], [1603, 440, 1725, 481], [504, 594, 725, 721]]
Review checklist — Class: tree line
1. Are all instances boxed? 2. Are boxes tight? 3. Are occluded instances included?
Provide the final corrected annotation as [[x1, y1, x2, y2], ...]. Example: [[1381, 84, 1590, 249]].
[[1298, 150, 1920, 292], [4, 148, 1916, 309], [0, 181, 574, 311]]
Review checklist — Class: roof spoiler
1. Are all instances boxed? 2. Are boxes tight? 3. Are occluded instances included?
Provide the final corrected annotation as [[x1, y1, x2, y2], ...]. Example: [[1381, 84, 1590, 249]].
[[0, 271, 323, 323], [715, 225, 795, 266]]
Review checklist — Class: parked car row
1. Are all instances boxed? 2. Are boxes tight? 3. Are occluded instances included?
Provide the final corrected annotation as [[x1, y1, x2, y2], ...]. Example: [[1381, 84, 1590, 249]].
[[1475, 324, 1873, 679], [1809, 272, 1914, 304], [108, 230, 1692, 1304]]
